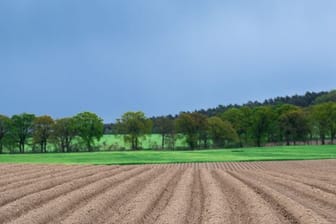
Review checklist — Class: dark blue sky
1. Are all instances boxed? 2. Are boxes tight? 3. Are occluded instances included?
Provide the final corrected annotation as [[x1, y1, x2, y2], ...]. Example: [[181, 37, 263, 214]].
[[1, 1, 336, 122]]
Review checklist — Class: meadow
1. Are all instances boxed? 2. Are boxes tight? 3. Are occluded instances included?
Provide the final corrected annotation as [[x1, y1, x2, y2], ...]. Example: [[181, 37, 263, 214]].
[[0, 145, 335, 165]]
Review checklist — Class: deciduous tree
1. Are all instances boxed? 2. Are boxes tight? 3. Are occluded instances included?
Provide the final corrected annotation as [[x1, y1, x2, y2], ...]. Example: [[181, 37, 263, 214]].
[[207, 116, 238, 148], [154, 116, 175, 150], [312, 103, 336, 144], [221, 107, 252, 147], [250, 106, 273, 147], [0, 115, 11, 153], [116, 111, 152, 150], [279, 107, 309, 145], [11, 113, 35, 153], [53, 117, 77, 152], [33, 116, 54, 153], [176, 112, 208, 149], [74, 112, 104, 152]]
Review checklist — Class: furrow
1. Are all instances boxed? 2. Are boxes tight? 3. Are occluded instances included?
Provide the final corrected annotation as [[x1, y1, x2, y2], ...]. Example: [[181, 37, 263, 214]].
[[229, 171, 330, 224], [0, 165, 114, 207], [0, 164, 39, 176], [211, 170, 250, 223], [0, 165, 87, 187], [102, 167, 181, 224], [265, 171, 336, 195], [154, 168, 194, 224], [0, 166, 127, 224], [213, 170, 284, 224], [200, 168, 231, 224], [186, 168, 204, 224], [0, 166, 67, 185], [0, 165, 98, 192], [59, 167, 162, 224], [252, 171, 336, 222], [6, 166, 146, 224], [274, 168, 336, 185], [140, 169, 185, 223]]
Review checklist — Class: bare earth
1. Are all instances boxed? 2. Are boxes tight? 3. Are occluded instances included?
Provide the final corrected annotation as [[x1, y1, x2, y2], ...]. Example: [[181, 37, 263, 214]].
[[1, 160, 336, 224]]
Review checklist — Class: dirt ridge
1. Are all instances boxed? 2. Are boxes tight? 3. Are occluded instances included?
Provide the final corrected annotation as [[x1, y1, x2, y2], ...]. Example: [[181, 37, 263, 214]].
[[1, 160, 336, 224]]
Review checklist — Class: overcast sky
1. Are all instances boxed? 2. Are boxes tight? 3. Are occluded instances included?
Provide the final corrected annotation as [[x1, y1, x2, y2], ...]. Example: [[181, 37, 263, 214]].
[[1, 0, 336, 122]]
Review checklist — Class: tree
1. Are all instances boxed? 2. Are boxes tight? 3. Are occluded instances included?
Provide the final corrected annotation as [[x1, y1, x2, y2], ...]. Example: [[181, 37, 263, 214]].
[[207, 116, 238, 148], [116, 111, 152, 150], [313, 90, 336, 104], [221, 107, 252, 147], [154, 116, 175, 150], [192, 112, 209, 148], [279, 107, 309, 145], [176, 113, 197, 149], [312, 103, 336, 144], [176, 112, 208, 149], [33, 116, 54, 153], [250, 106, 273, 147], [0, 115, 11, 153], [73, 112, 104, 152], [53, 117, 77, 152], [11, 113, 35, 153], [276, 104, 299, 145]]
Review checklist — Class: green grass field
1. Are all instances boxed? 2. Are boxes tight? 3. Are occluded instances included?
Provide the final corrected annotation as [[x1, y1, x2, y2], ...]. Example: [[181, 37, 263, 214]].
[[0, 145, 335, 165], [95, 134, 188, 150]]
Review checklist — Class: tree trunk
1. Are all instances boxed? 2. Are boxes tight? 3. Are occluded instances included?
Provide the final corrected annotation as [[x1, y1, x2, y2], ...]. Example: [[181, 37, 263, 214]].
[[321, 134, 325, 145], [286, 138, 290, 146], [44, 141, 47, 153], [87, 141, 92, 152], [162, 134, 165, 150], [135, 138, 138, 150], [238, 135, 243, 148], [331, 130, 335, 144], [0, 143, 2, 154]]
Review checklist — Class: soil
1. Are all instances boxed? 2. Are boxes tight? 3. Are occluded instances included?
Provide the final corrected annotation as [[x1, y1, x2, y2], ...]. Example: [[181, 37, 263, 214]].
[[1, 159, 336, 224]]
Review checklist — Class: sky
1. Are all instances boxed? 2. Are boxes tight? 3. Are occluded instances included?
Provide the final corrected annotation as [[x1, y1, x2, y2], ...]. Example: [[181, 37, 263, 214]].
[[1, 0, 336, 122]]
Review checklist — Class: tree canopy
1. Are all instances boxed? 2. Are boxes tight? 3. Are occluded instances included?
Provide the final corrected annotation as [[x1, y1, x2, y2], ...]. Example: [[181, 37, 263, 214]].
[[116, 111, 152, 150]]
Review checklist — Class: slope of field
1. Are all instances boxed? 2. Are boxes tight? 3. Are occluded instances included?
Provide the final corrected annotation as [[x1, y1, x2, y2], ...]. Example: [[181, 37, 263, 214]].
[[0, 160, 336, 223], [0, 145, 336, 165]]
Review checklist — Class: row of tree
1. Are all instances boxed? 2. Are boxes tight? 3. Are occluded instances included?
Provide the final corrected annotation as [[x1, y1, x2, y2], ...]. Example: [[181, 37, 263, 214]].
[[152, 102, 336, 149], [0, 112, 104, 153], [0, 101, 335, 153]]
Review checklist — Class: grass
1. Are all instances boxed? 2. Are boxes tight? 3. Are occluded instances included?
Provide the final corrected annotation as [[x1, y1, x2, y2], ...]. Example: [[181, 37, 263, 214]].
[[0, 145, 336, 165], [95, 134, 187, 150]]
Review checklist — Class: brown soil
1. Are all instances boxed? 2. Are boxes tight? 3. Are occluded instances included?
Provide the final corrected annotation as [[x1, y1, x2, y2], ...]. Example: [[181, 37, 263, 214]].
[[1, 159, 336, 224]]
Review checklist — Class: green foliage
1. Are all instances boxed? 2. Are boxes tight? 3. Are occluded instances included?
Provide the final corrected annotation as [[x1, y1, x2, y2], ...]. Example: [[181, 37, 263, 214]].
[[0, 115, 11, 153], [221, 107, 252, 147], [116, 111, 152, 150], [1, 91, 336, 154], [313, 90, 336, 104], [33, 116, 54, 153], [279, 107, 309, 145], [176, 112, 208, 149], [73, 112, 104, 152], [153, 116, 175, 149], [250, 106, 273, 147], [207, 116, 238, 148], [312, 103, 336, 144], [10, 113, 35, 153], [53, 117, 77, 152]]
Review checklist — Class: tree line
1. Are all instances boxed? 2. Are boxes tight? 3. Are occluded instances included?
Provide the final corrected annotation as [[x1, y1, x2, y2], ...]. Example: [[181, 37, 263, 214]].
[[0, 112, 104, 153], [150, 102, 336, 150], [0, 90, 335, 153]]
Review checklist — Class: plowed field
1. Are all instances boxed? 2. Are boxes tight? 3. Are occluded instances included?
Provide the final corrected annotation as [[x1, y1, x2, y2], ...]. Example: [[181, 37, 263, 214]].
[[1, 160, 336, 224]]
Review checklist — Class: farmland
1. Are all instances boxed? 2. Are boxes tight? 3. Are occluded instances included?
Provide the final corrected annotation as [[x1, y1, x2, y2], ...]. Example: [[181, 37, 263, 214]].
[[0, 159, 336, 223]]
